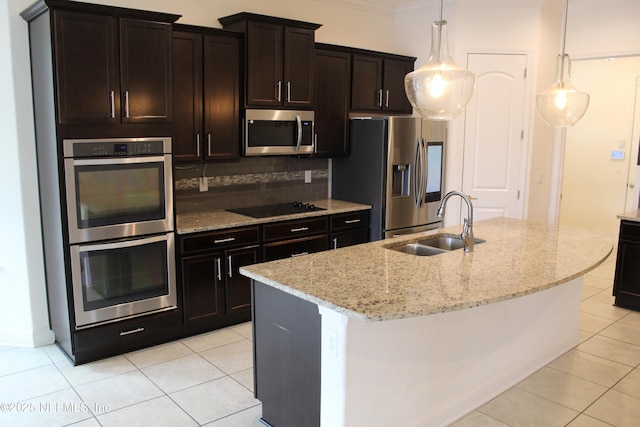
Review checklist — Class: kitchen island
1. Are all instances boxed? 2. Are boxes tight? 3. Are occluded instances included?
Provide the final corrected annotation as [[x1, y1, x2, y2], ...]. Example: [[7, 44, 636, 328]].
[[240, 217, 612, 427]]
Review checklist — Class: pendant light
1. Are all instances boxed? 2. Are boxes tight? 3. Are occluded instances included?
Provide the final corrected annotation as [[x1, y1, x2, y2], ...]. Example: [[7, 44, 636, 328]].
[[404, 0, 475, 120], [536, 0, 589, 127]]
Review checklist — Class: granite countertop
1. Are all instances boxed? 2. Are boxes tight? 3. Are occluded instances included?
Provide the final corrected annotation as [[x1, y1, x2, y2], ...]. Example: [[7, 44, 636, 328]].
[[617, 210, 640, 222], [240, 217, 612, 322], [176, 199, 371, 234]]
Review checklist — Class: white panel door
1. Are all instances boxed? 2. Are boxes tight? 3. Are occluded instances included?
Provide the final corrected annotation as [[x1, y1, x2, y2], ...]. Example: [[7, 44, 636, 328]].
[[462, 54, 527, 221]]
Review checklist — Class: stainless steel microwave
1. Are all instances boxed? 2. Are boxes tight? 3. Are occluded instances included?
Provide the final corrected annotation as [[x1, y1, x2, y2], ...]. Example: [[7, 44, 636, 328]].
[[244, 109, 314, 156]]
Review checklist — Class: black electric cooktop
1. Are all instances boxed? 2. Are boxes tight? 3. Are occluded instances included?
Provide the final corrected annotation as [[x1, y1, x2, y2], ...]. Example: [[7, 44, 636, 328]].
[[227, 202, 325, 219]]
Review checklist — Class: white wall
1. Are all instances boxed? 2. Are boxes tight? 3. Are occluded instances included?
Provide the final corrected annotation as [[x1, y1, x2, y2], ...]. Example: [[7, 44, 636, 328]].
[[0, 0, 54, 347]]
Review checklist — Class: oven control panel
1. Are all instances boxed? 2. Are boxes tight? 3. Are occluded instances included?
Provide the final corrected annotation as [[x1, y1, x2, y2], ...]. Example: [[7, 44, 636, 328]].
[[63, 137, 171, 158]]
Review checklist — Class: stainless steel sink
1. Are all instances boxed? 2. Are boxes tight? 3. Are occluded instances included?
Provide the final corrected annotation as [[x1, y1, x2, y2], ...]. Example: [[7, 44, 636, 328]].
[[417, 234, 485, 251], [384, 234, 485, 256], [388, 243, 446, 256]]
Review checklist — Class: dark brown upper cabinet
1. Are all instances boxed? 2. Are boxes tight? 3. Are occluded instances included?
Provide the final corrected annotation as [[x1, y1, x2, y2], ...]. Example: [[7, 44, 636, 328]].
[[172, 26, 242, 161], [219, 13, 321, 109], [51, 5, 176, 126], [313, 45, 351, 157], [351, 53, 415, 113]]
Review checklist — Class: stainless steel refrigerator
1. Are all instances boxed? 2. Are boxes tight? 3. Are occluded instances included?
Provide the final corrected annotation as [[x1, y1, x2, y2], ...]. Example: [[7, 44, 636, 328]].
[[332, 116, 446, 241]]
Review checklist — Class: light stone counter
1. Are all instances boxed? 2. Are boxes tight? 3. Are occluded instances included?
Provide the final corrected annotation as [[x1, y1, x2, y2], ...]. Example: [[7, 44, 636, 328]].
[[618, 209, 640, 222], [241, 217, 613, 322], [176, 199, 371, 234]]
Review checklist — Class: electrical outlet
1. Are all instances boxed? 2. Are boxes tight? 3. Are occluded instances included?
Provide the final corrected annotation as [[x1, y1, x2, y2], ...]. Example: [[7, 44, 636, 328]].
[[536, 172, 543, 184], [326, 329, 338, 357], [305, 170, 312, 183], [199, 177, 208, 192]]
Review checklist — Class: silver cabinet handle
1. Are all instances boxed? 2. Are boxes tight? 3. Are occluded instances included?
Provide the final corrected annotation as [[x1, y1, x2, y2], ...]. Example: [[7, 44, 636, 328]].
[[196, 134, 201, 158], [120, 327, 144, 336], [377, 89, 383, 107], [332, 237, 338, 249], [286, 81, 291, 102], [344, 219, 361, 224], [213, 237, 236, 244], [290, 227, 309, 232], [227, 255, 233, 278], [276, 81, 282, 102], [216, 257, 222, 281], [207, 134, 212, 156], [109, 90, 115, 118], [295, 114, 302, 151], [291, 252, 309, 258], [385, 89, 390, 108], [124, 90, 130, 118]]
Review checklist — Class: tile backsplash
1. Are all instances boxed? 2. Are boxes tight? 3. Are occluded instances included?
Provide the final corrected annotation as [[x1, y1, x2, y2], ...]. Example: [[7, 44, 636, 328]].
[[174, 157, 329, 214]]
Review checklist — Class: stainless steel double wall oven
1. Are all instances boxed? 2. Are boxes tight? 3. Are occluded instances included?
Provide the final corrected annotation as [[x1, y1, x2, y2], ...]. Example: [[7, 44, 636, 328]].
[[63, 137, 176, 329]]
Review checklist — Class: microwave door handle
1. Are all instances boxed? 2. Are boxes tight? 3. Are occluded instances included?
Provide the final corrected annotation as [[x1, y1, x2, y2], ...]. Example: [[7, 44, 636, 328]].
[[295, 114, 302, 152]]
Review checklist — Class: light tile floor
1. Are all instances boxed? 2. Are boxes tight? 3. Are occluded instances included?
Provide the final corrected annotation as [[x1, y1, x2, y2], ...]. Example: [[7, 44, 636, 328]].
[[0, 254, 638, 426]]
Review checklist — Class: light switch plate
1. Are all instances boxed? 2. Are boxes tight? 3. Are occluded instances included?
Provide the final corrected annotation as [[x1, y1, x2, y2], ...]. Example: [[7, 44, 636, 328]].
[[305, 170, 312, 183]]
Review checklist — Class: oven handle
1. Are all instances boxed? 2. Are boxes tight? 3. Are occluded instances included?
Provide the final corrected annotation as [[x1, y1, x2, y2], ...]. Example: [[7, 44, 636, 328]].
[[75, 233, 170, 253], [71, 155, 167, 166]]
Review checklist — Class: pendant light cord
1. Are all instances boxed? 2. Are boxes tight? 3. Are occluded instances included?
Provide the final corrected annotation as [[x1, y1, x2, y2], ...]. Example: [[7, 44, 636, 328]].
[[559, 0, 569, 82]]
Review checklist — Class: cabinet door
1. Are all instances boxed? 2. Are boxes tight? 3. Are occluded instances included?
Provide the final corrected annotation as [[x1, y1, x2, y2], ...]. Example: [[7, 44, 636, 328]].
[[246, 21, 283, 107], [225, 246, 260, 315], [203, 34, 242, 160], [120, 19, 172, 122], [382, 58, 413, 113], [283, 26, 315, 108], [314, 49, 350, 157], [182, 253, 225, 323], [172, 32, 203, 161], [351, 54, 383, 111], [53, 11, 118, 124]]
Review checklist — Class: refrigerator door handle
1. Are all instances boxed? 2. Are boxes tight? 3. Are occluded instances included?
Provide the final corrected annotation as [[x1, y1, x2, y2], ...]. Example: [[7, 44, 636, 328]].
[[414, 138, 424, 208], [422, 138, 429, 206]]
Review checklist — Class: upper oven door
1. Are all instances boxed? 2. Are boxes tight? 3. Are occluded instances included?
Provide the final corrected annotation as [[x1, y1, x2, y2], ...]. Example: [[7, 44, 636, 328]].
[[64, 155, 174, 244], [244, 109, 314, 156]]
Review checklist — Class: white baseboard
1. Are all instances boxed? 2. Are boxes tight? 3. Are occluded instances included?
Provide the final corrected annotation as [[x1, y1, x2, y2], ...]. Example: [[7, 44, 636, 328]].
[[0, 327, 55, 347]]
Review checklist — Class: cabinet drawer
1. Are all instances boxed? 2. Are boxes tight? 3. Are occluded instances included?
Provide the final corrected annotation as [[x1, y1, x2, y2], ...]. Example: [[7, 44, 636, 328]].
[[181, 226, 260, 253], [74, 309, 180, 352], [263, 235, 329, 261], [263, 217, 328, 242], [330, 211, 369, 232]]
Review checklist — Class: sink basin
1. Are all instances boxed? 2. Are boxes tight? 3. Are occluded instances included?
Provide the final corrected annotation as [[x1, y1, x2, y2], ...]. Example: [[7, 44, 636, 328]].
[[417, 234, 485, 251], [384, 234, 485, 256], [388, 243, 445, 257]]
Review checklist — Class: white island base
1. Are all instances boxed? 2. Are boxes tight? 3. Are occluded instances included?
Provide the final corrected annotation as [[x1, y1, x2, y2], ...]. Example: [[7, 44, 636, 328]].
[[318, 277, 583, 427]]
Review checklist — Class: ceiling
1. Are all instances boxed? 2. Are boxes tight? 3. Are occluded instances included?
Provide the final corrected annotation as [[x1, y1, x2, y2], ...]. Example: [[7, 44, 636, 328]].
[[319, 0, 625, 16]]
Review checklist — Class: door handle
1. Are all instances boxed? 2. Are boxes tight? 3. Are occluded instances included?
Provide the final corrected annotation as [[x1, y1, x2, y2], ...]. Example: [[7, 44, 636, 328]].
[[227, 256, 233, 278], [216, 258, 222, 281]]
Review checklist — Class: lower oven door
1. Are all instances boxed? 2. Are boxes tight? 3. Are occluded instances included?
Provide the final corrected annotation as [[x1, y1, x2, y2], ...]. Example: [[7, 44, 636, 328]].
[[70, 233, 177, 329]]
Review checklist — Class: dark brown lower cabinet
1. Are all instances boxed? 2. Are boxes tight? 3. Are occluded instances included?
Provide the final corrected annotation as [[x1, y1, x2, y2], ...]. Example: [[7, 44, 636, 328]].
[[613, 220, 640, 311], [253, 280, 321, 427], [179, 227, 260, 334]]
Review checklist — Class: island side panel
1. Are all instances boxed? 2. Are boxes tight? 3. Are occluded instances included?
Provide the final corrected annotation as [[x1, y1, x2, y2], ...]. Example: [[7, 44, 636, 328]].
[[321, 277, 583, 427], [252, 280, 321, 427]]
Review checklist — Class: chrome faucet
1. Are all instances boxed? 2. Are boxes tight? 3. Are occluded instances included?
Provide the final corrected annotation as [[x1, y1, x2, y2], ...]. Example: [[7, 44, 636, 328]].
[[437, 191, 474, 253]]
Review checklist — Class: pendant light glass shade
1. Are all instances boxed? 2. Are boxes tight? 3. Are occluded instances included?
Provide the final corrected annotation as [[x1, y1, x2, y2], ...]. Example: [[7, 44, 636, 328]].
[[404, 20, 475, 120], [536, 54, 589, 127]]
